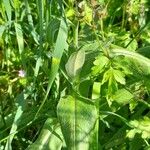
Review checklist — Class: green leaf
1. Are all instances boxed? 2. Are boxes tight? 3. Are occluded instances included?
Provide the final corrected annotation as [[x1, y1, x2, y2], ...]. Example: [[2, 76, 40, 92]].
[[24, 0, 39, 44], [127, 117, 150, 139], [129, 134, 144, 150], [79, 80, 92, 97], [0, 25, 5, 38], [92, 55, 109, 76], [5, 92, 25, 150], [103, 126, 127, 149], [14, 23, 24, 55], [92, 82, 101, 99], [108, 75, 118, 96], [65, 50, 85, 79], [113, 69, 125, 85], [13, 0, 20, 10], [46, 19, 60, 45], [57, 95, 97, 150], [102, 69, 112, 84], [3, 0, 12, 21], [27, 118, 64, 150], [137, 46, 150, 58], [112, 89, 133, 104], [35, 18, 68, 118], [109, 48, 150, 74]]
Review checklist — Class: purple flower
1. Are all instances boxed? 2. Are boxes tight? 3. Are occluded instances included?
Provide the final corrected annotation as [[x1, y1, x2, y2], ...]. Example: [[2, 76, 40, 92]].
[[18, 70, 26, 77]]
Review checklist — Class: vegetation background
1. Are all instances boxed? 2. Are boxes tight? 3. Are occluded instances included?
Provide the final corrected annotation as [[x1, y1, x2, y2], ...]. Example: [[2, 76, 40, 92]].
[[0, 0, 150, 149]]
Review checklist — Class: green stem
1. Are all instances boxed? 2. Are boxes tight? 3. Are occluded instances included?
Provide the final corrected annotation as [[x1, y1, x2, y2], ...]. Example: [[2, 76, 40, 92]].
[[100, 18, 104, 40], [121, 3, 125, 29]]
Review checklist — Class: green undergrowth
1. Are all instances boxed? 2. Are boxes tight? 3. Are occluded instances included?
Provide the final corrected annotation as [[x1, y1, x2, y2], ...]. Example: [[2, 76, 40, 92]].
[[0, 0, 150, 149]]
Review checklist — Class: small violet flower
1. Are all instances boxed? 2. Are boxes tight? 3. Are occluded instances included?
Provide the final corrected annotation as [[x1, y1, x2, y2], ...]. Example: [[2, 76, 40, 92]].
[[18, 70, 26, 77]]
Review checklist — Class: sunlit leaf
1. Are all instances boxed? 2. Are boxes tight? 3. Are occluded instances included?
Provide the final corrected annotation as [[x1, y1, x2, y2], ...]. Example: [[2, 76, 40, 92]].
[[65, 50, 85, 79], [14, 23, 24, 55], [113, 69, 125, 85], [57, 95, 97, 149], [5, 92, 26, 150], [27, 118, 64, 150], [112, 89, 133, 104], [109, 48, 150, 74], [92, 55, 109, 76], [102, 69, 112, 84], [127, 117, 150, 139], [3, 0, 12, 21]]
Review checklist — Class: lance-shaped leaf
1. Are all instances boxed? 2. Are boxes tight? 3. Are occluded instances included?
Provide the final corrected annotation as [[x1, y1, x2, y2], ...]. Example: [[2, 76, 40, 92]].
[[65, 50, 85, 80], [57, 95, 97, 150], [26, 118, 64, 150], [15, 23, 24, 55], [109, 48, 150, 74]]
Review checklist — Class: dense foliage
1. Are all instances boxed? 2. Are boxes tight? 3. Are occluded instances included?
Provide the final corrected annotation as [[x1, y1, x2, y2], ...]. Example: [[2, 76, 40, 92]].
[[0, 0, 150, 149]]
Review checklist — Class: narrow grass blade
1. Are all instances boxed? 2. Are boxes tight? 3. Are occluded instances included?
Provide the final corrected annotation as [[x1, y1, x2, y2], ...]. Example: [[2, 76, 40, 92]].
[[0, 25, 5, 37], [24, 0, 39, 44], [36, 0, 44, 44], [2, 0, 12, 21], [14, 23, 24, 55], [34, 57, 42, 77], [33, 0, 44, 81], [4, 92, 25, 150], [14, 0, 20, 19], [34, 18, 68, 118], [92, 82, 101, 150]]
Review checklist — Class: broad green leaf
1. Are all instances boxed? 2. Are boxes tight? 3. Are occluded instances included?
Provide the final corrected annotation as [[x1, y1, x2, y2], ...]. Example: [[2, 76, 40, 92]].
[[79, 41, 100, 53], [109, 48, 150, 74], [48, 126, 64, 150], [127, 117, 150, 139], [102, 69, 112, 85], [79, 80, 92, 97], [57, 95, 97, 150], [92, 55, 109, 76], [101, 68, 118, 97], [112, 89, 133, 104], [65, 50, 85, 79], [80, 49, 100, 78], [27, 118, 64, 150], [113, 69, 125, 85], [103, 126, 127, 149], [137, 46, 150, 58]]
